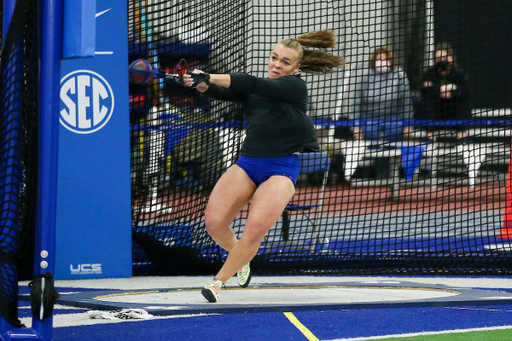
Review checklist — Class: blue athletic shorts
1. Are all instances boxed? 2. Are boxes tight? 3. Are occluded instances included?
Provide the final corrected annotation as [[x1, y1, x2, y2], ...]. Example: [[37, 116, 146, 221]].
[[235, 154, 300, 187]]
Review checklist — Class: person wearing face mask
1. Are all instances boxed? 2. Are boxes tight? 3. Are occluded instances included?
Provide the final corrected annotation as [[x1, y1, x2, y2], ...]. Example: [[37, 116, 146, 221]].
[[419, 42, 471, 141], [350, 46, 413, 144]]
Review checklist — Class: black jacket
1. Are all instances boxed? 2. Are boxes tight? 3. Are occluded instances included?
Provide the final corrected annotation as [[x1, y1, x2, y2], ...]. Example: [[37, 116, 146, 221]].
[[419, 67, 471, 120], [205, 73, 319, 157]]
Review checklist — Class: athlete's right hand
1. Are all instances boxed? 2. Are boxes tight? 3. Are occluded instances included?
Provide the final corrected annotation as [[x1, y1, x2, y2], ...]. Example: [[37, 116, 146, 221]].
[[183, 69, 210, 92]]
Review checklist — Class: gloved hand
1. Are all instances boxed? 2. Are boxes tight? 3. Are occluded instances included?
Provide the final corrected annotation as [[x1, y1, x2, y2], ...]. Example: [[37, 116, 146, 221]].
[[186, 71, 210, 88]]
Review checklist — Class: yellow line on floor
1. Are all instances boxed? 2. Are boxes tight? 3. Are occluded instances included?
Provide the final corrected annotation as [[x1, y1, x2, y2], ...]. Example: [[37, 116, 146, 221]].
[[283, 312, 319, 341]]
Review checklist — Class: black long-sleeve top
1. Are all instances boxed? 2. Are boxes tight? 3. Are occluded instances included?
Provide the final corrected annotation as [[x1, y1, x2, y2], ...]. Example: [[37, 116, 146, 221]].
[[204, 73, 320, 158], [420, 67, 471, 120]]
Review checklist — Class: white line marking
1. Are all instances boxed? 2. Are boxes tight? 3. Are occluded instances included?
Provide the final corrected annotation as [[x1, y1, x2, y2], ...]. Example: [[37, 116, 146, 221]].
[[325, 325, 512, 340], [58, 292, 84, 295], [96, 9, 111, 18], [20, 312, 219, 328], [479, 296, 512, 300], [144, 306, 190, 310], [19, 304, 86, 310], [95, 51, 114, 55]]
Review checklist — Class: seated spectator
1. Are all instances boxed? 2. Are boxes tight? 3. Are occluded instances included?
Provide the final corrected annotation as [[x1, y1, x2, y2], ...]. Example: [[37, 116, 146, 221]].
[[349, 46, 413, 144], [417, 42, 471, 141], [345, 46, 415, 179]]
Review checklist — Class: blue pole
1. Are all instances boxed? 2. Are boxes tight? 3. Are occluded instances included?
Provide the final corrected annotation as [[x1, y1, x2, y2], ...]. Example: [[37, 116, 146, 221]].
[[38, 0, 62, 278], [31, 0, 64, 339], [1, 0, 61, 338]]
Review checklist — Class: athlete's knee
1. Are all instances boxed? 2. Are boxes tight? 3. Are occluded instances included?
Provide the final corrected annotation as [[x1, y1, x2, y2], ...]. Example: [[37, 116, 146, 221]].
[[242, 222, 271, 243], [204, 209, 229, 235]]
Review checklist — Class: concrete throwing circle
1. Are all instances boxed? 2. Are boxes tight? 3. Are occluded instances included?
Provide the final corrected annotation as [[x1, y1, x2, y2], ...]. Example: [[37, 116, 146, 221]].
[[95, 286, 459, 305], [52, 281, 512, 315]]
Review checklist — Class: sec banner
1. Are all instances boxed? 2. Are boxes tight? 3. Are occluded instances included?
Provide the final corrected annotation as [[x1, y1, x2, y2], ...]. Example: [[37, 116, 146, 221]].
[[55, 1, 131, 279], [60, 70, 115, 134]]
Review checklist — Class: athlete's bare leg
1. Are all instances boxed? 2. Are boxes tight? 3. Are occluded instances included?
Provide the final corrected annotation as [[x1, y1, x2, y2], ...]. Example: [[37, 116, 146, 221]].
[[214, 175, 295, 283], [203, 165, 256, 251]]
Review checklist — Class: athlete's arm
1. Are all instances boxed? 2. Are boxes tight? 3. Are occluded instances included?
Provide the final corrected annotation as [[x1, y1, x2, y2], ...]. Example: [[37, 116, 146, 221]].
[[229, 74, 306, 102], [209, 74, 231, 88], [184, 71, 243, 102], [205, 83, 245, 102]]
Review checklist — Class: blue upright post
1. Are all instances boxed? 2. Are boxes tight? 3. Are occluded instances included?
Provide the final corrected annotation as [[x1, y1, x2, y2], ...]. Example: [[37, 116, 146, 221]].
[[31, 0, 64, 339], [0, 0, 61, 339], [37, 0, 62, 280]]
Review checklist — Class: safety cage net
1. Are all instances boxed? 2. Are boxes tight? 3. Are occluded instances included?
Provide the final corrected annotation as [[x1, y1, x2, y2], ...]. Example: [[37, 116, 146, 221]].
[[0, 0, 40, 327], [128, 0, 511, 276]]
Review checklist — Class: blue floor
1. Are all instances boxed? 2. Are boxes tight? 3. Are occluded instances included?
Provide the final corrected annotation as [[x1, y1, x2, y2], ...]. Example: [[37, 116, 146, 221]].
[[45, 305, 512, 341]]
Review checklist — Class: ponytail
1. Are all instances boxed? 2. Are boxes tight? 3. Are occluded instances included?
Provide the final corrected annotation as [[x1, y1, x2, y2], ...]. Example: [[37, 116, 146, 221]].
[[280, 30, 345, 74]]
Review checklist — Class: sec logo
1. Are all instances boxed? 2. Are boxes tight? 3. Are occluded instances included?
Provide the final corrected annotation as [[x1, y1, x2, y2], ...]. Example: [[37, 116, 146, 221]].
[[60, 70, 115, 134]]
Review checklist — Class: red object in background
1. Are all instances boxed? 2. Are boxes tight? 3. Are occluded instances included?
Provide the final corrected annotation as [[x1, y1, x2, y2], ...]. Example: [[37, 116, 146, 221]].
[[497, 137, 512, 239], [129, 94, 146, 108], [165, 60, 194, 76]]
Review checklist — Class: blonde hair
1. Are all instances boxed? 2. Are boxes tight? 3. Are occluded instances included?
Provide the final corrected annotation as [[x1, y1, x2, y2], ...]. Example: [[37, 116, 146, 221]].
[[369, 46, 397, 69], [279, 30, 345, 74]]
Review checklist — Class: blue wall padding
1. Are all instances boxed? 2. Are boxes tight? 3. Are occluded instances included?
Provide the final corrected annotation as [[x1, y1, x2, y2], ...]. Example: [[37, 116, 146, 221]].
[[63, 0, 96, 58]]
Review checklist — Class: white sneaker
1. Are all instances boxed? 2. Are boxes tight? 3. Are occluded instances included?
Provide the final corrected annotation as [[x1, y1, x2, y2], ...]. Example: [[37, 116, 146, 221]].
[[87, 310, 119, 320], [114, 309, 153, 320], [87, 309, 153, 320], [201, 278, 223, 302], [237, 262, 252, 288]]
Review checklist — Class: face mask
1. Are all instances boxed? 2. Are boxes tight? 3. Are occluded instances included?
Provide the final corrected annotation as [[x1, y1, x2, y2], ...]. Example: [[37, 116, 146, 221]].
[[375, 60, 391, 73], [435, 60, 450, 72]]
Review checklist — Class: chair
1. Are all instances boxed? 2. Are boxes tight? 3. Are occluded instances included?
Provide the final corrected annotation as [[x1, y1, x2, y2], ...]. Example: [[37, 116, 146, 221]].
[[427, 142, 489, 187], [339, 140, 403, 198], [280, 152, 331, 244]]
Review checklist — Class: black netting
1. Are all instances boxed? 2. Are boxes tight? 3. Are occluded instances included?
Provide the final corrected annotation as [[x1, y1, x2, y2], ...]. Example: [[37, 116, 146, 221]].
[[0, 0, 39, 327], [128, 0, 512, 276]]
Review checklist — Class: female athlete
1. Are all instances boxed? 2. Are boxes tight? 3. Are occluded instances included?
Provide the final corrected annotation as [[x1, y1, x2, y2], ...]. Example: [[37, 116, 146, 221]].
[[183, 30, 344, 302]]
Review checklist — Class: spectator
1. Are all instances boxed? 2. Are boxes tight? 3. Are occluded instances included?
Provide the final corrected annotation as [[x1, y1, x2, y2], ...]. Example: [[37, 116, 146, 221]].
[[418, 42, 471, 141], [349, 46, 413, 143]]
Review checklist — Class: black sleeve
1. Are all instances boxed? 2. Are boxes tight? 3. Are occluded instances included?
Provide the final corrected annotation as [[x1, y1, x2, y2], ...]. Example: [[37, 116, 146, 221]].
[[421, 69, 433, 83], [450, 69, 470, 100], [204, 83, 246, 102], [229, 74, 307, 102], [417, 70, 438, 119], [421, 70, 438, 98]]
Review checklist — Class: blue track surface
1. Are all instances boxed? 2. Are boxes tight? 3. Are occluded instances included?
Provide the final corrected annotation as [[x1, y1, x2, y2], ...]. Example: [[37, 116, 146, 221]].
[[11, 277, 512, 340], [42, 304, 512, 340]]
